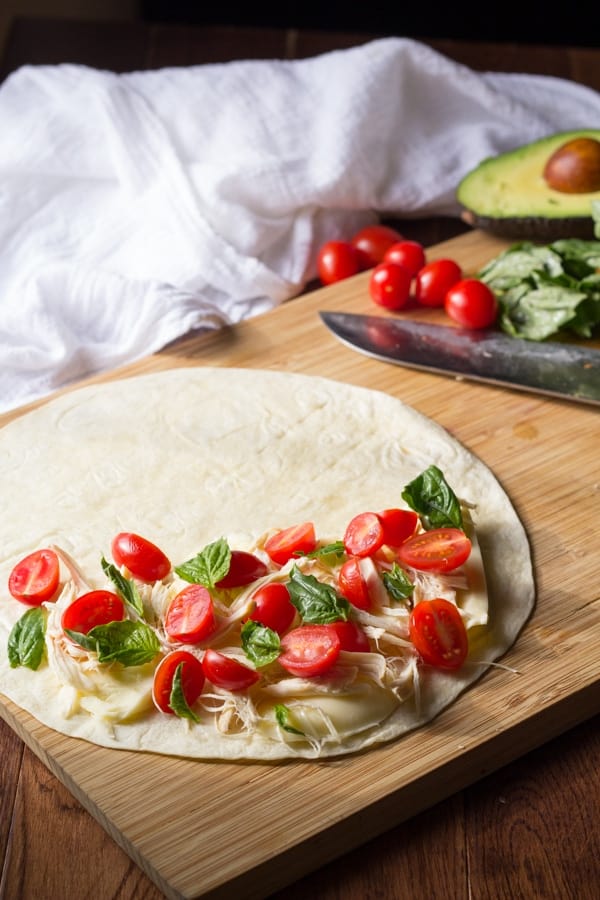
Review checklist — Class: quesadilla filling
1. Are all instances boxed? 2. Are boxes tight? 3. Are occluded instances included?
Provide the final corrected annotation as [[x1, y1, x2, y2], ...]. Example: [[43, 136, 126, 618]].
[[5, 465, 488, 755]]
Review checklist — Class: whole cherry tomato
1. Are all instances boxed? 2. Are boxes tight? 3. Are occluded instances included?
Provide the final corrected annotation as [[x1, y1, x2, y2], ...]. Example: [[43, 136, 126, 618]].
[[201, 648, 260, 691], [383, 240, 426, 276], [111, 532, 171, 583], [248, 582, 296, 634], [369, 261, 412, 310], [62, 590, 125, 635], [317, 240, 362, 285], [415, 259, 462, 307], [351, 224, 404, 269], [215, 550, 267, 589], [444, 279, 498, 329], [330, 620, 371, 653], [8, 548, 60, 606], [377, 508, 419, 546], [409, 598, 468, 670]]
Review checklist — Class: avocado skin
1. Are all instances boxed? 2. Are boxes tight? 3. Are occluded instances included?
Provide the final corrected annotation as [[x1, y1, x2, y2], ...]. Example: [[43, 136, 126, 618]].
[[457, 130, 600, 240], [461, 210, 597, 240]]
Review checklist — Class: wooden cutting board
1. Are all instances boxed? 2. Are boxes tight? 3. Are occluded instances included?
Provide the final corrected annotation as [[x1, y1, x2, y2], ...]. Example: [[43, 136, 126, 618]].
[[1, 230, 599, 900]]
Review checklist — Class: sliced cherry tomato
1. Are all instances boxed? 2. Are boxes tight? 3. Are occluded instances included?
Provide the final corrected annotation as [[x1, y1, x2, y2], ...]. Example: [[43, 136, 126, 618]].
[[248, 582, 296, 634], [415, 258, 462, 307], [8, 548, 60, 606], [264, 522, 317, 565], [152, 649, 205, 715], [377, 508, 419, 546], [201, 648, 260, 691], [409, 598, 468, 670], [330, 619, 371, 653], [369, 261, 412, 310], [61, 590, 125, 635], [278, 624, 341, 677], [317, 240, 362, 285], [111, 532, 171, 583], [164, 584, 216, 643], [444, 278, 498, 329], [397, 528, 471, 574], [383, 240, 426, 276], [215, 550, 268, 589], [338, 557, 371, 610], [351, 224, 404, 269], [343, 512, 385, 558]]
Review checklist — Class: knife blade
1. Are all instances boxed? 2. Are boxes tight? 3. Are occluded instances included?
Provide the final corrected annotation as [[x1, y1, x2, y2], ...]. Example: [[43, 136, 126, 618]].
[[319, 311, 600, 406]]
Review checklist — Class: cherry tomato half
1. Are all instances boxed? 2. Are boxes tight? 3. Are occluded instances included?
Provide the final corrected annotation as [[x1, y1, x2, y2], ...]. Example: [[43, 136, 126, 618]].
[[397, 528, 471, 574], [278, 624, 341, 677], [343, 512, 385, 558], [369, 261, 412, 310], [8, 548, 60, 606], [264, 522, 317, 565], [152, 649, 205, 714], [338, 557, 371, 610], [351, 224, 404, 269], [415, 259, 462, 308], [248, 582, 296, 634], [111, 532, 171, 583], [317, 240, 362, 285], [383, 240, 426, 277], [330, 619, 371, 653], [377, 508, 419, 547], [164, 584, 216, 643], [62, 590, 125, 635], [201, 648, 260, 691], [409, 598, 468, 670], [444, 279, 498, 329], [215, 550, 268, 589]]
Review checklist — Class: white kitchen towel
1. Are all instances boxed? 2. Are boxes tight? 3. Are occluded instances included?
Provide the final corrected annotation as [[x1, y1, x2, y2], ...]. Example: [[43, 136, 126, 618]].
[[1, 36, 600, 413]]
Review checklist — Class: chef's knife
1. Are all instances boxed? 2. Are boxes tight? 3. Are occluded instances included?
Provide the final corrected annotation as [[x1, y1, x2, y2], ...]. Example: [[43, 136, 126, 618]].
[[319, 312, 600, 406]]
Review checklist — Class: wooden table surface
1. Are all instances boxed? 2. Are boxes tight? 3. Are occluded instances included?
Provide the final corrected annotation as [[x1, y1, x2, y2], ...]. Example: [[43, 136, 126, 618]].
[[0, 16, 598, 900]]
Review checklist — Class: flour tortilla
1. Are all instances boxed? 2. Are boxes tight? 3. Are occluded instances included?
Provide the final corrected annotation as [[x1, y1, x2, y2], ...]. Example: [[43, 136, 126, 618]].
[[0, 367, 535, 760]]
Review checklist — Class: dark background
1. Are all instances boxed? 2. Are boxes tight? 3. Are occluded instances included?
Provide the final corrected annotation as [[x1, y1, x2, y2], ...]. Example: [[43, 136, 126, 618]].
[[141, 1, 598, 47]]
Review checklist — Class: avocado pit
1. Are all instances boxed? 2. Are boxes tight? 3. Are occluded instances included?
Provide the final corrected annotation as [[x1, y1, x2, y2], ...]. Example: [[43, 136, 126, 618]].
[[543, 137, 600, 194]]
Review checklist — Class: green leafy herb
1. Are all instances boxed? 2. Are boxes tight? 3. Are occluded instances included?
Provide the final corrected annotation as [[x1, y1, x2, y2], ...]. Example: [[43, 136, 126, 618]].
[[8, 607, 46, 670], [65, 620, 161, 667], [175, 538, 231, 589], [478, 236, 600, 341], [382, 563, 414, 604], [401, 465, 463, 530], [302, 541, 346, 560], [287, 566, 350, 623], [169, 663, 200, 722], [241, 620, 281, 666], [101, 556, 144, 617], [275, 704, 305, 736]]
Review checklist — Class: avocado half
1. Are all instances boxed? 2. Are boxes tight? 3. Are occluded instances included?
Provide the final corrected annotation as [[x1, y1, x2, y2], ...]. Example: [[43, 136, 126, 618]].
[[457, 130, 600, 240]]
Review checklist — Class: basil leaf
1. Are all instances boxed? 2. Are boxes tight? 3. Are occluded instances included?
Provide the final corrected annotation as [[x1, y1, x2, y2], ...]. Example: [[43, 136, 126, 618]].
[[175, 538, 231, 589], [303, 541, 346, 560], [287, 566, 349, 623], [101, 556, 144, 617], [169, 662, 200, 722], [275, 703, 305, 736], [65, 620, 160, 667], [401, 465, 463, 530], [8, 607, 46, 670], [382, 563, 414, 605], [241, 620, 280, 667]]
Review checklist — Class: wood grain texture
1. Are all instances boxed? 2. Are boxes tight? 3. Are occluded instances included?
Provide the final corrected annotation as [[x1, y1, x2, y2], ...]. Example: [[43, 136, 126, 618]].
[[1, 230, 599, 900]]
